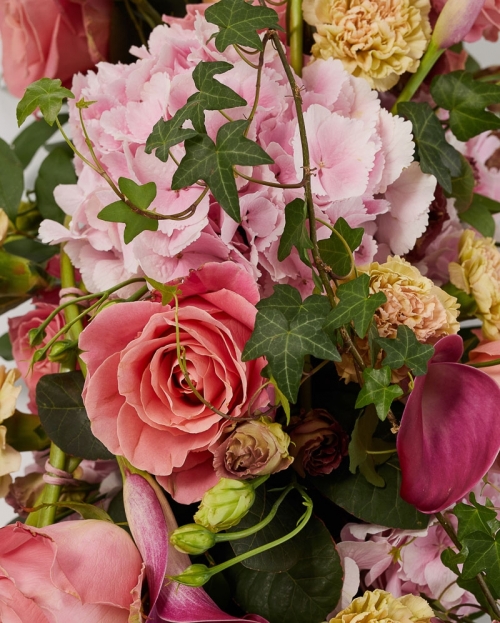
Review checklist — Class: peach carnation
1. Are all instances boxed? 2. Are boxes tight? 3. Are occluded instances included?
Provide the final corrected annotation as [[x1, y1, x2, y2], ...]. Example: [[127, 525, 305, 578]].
[[303, 0, 432, 91], [336, 257, 459, 382], [449, 229, 500, 339], [330, 589, 434, 623]]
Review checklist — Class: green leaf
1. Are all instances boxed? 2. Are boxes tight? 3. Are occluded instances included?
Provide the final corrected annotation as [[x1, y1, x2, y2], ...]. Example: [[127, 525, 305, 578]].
[[0, 333, 13, 360], [349, 406, 396, 487], [12, 114, 68, 168], [145, 277, 178, 305], [205, 0, 281, 52], [470, 192, 500, 214], [459, 193, 497, 237], [118, 177, 157, 210], [323, 273, 387, 338], [441, 547, 468, 575], [431, 71, 500, 141], [277, 199, 313, 264], [4, 410, 49, 452], [242, 286, 340, 402], [448, 154, 475, 212], [314, 461, 430, 530], [461, 530, 500, 587], [0, 138, 24, 221], [16, 78, 74, 127], [36, 371, 114, 460], [38, 500, 113, 522], [98, 201, 158, 244], [454, 492, 500, 540], [3, 237, 59, 264], [441, 281, 477, 317], [145, 115, 198, 162], [398, 102, 462, 193], [35, 146, 77, 223], [172, 120, 273, 222], [318, 217, 363, 278], [225, 487, 343, 623], [376, 325, 434, 376], [355, 366, 403, 421]]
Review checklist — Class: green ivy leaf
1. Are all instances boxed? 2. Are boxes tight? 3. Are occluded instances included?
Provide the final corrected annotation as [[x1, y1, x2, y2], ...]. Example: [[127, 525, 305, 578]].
[[461, 531, 500, 586], [318, 218, 363, 278], [454, 492, 500, 540], [172, 120, 273, 222], [98, 201, 158, 244], [314, 461, 429, 530], [205, 0, 281, 52], [145, 277, 179, 305], [242, 285, 340, 402], [323, 273, 386, 339], [35, 146, 77, 223], [376, 325, 434, 376], [145, 113, 198, 162], [225, 487, 343, 623], [16, 78, 74, 127], [13, 114, 68, 168], [441, 547, 468, 575], [431, 71, 500, 141], [118, 177, 157, 210], [36, 371, 114, 460], [459, 193, 497, 237], [38, 501, 113, 522], [0, 138, 24, 222], [277, 199, 313, 264], [448, 154, 475, 212], [398, 102, 462, 193], [355, 366, 403, 421]]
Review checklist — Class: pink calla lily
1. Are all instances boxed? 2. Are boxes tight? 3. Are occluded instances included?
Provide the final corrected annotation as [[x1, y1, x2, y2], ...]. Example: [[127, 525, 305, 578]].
[[397, 334, 500, 514], [122, 464, 268, 623]]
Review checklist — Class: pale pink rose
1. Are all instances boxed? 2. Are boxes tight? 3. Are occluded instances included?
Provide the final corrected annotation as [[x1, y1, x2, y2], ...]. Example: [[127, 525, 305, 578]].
[[0, 519, 143, 622], [0, 0, 113, 98], [79, 262, 271, 504], [8, 302, 67, 413]]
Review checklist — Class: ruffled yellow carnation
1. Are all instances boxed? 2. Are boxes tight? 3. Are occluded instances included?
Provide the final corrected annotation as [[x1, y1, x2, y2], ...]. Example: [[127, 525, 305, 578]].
[[303, 0, 432, 91], [330, 589, 434, 623], [0, 366, 22, 498], [449, 229, 500, 340], [336, 256, 459, 382]]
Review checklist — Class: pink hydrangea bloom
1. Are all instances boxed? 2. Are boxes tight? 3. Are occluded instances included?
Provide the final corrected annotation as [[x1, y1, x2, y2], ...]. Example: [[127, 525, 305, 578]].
[[39, 8, 435, 294]]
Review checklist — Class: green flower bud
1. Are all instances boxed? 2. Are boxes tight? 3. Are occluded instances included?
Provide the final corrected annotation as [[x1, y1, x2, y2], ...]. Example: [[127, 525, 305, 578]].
[[170, 564, 212, 587], [194, 478, 256, 532], [28, 327, 46, 347], [48, 340, 77, 363], [0, 249, 49, 297], [169, 523, 216, 555]]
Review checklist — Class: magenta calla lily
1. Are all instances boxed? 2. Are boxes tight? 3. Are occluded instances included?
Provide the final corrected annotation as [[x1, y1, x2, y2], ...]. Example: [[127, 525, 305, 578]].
[[397, 334, 500, 514], [432, 0, 487, 48], [121, 464, 268, 623]]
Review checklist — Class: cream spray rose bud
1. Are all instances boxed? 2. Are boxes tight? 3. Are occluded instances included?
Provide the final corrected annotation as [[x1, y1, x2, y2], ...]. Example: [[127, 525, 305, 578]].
[[194, 477, 261, 532], [289, 409, 349, 478], [213, 417, 293, 480], [170, 523, 217, 555]]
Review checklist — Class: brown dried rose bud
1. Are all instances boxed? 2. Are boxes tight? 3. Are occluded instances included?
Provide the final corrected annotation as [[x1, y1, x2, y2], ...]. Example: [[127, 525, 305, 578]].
[[288, 409, 349, 478], [213, 417, 293, 480]]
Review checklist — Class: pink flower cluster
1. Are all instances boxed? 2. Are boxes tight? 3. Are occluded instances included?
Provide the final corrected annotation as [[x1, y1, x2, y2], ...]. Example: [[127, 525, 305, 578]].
[[39, 7, 436, 297]]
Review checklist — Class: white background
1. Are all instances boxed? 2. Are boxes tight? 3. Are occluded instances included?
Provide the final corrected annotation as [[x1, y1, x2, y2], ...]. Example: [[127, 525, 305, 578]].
[[0, 38, 500, 525]]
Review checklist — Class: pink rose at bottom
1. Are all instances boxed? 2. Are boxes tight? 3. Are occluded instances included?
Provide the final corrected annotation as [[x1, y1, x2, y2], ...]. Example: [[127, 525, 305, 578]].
[[79, 262, 271, 504], [0, 519, 143, 622]]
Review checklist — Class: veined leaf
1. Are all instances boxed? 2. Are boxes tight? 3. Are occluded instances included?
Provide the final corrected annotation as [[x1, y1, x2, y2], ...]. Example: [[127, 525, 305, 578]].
[[17, 78, 74, 127]]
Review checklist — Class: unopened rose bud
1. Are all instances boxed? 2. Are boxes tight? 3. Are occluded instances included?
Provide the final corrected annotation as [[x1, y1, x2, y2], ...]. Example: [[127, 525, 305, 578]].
[[28, 327, 46, 347], [213, 417, 293, 480], [288, 409, 349, 478], [170, 563, 212, 587], [48, 340, 77, 363], [194, 478, 257, 532], [170, 523, 217, 555], [0, 249, 49, 297], [432, 0, 486, 49]]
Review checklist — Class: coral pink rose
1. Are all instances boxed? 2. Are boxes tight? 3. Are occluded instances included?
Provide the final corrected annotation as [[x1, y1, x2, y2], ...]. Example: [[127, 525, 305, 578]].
[[0, 519, 143, 622], [79, 263, 271, 504], [468, 335, 500, 386], [0, 0, 113, 98], [9, 302, 67, 413]]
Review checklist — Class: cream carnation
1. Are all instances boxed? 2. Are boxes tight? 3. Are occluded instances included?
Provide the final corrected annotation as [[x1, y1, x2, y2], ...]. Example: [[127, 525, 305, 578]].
[[449, 229, 500, 339], [0, 366, 22, 498], [330, 589, 434, 623], [303, 0, 432, 91]]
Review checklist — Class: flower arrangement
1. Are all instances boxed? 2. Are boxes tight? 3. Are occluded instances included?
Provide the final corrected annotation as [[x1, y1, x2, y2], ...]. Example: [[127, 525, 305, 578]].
[[1, 0, 500, 621]]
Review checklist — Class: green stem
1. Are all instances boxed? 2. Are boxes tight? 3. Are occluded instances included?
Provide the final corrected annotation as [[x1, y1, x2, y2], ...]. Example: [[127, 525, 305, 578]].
[[233, 45, 260, 69], [391, 39, 443, 114], [288, 0, 303, 76], [235, 168, 304, 189], [55, 118, 98, 172], [467, 357, 500, 369], [244, 33, 270, 138]]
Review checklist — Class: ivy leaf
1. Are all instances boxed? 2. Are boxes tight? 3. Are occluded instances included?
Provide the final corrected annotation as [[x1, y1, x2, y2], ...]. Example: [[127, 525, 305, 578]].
[[459, 193, 496, 237], [277, 199, 313, 264], [0, 138, 23, 221], [118, 177, 156, 210], [318, 217, 363, 278], [145, 114, 198, 163], [447, 154, 475, 212], [376, 325, 434, 376], [323, 273, 386, 338], [355, 366, 403, 421], [431, 71, 500, 141], [16, 78, 74, 127], [145, 277, 179, 305], [397, 102, 462, 193], [453, 492, 500, 540], [441, 547, 468, 575], [242, 286, 340, 402], [205, 0, 281, 52], [172, 120, 273, 222], [98, 201, 158, 244], [461, 531, 500, 586]]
